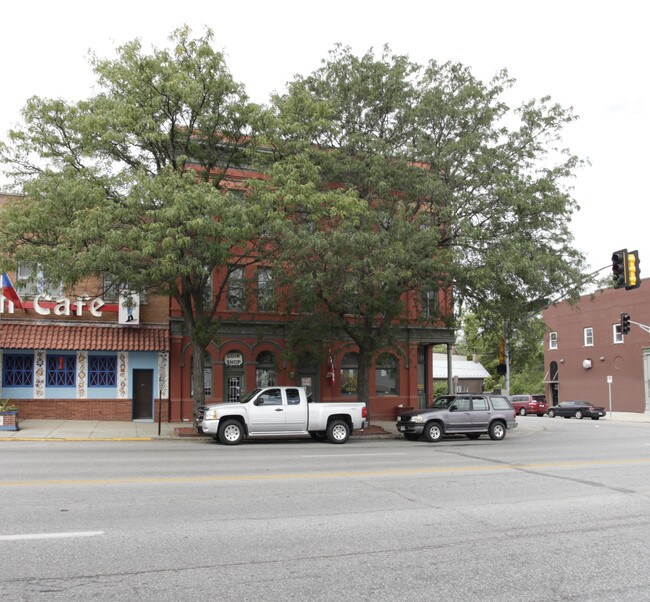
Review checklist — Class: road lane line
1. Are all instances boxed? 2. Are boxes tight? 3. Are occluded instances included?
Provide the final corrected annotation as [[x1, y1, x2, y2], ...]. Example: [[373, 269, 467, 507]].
[[2, 457, 650, 488], [300, 453, 408, 458], [0, 531, 104, 541]]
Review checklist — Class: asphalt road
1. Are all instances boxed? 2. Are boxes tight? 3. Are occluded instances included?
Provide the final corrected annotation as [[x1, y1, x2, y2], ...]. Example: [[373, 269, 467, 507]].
[[2, 417, 650, 601]]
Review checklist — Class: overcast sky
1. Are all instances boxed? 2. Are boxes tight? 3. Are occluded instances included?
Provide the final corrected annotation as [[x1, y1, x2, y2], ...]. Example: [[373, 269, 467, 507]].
[[1, 0, 647, 277]]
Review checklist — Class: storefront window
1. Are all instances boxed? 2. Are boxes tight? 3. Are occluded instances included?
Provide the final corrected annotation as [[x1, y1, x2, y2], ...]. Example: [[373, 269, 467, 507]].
[[3, 353, 34, 387], [375, 353, 398, 396], [89, 355, 117, 386], [47, 354, 76, 387], [256, 351, 276, 387], [340, 352, 359, 396]]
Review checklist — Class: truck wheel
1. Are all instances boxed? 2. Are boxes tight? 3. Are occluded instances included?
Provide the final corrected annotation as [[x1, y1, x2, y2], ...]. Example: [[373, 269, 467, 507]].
[[218, 419, 244, 445], [327, 420, 350, 444], [424, 422, 443, 442], [309, 431, 327, 442], [488, 421, 506, 441]]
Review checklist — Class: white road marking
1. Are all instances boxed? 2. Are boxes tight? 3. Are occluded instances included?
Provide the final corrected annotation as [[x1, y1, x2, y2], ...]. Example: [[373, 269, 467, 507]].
[[0, 531, 104, 541], [300, 452, 408, 458]]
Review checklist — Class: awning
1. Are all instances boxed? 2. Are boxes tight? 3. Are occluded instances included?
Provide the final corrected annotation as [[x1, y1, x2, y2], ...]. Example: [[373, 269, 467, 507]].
[[0, 323, 169, 352]]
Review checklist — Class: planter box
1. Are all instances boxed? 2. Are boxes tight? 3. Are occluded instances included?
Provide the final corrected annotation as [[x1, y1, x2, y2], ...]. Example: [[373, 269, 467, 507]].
[[0, 411, 19, 431], [394, 406, 413, 419]]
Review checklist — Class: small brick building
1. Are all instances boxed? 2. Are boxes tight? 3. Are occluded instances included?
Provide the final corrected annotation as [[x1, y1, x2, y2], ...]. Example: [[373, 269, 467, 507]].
[[542, 286, 650, 413]]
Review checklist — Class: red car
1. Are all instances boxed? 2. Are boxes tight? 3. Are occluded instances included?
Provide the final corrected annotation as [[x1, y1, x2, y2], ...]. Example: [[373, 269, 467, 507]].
[[509, 394, 548, 417]]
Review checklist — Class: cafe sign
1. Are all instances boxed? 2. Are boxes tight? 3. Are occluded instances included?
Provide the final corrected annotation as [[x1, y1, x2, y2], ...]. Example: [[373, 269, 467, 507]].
[[0, 293, 106, 317], [224, 352, 244, 367]]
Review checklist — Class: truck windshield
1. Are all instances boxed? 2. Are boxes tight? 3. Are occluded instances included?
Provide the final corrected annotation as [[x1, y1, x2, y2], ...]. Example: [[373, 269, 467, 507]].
[[239, 389, 261, 404]]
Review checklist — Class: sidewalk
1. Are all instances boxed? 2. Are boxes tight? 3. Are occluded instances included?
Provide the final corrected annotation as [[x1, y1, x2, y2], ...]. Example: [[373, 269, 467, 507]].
[[0, 419, 401, 441], [0, 413, 647, 441]]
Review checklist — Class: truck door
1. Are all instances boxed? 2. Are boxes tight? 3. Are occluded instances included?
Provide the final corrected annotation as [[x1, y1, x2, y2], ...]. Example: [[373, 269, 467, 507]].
[[283, 387, 308, 431], [249, 388, 285, 433]]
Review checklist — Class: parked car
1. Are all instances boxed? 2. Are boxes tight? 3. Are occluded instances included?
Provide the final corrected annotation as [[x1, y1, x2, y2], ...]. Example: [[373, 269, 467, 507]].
[[396, 394, 517, 442], [547, 401, 606, 420], [200, 386, 367, 444], [509, 394, 548, 417]]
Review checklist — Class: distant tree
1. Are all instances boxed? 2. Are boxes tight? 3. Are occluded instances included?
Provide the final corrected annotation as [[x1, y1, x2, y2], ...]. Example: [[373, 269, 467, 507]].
[[0, 27, 268, 412]]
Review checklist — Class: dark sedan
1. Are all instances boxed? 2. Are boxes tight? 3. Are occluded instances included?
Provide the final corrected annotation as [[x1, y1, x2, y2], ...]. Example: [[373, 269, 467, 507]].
[[547, 401, 606, 420]]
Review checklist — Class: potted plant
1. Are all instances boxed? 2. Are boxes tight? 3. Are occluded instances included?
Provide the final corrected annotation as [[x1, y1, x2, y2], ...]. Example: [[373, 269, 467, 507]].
[[0, 399, 20, 431]]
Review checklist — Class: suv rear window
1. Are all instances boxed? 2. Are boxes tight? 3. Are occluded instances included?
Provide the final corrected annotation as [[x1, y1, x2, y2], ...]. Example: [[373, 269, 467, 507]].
[[490, 396, 512, 410], [532, 395, 546, 403]]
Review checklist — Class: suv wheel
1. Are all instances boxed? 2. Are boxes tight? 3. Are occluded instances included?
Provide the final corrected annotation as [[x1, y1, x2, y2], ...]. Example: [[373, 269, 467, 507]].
[[424, 422, 443, 442], [488, 421, 506, 441], [519, 407, 527, 416]]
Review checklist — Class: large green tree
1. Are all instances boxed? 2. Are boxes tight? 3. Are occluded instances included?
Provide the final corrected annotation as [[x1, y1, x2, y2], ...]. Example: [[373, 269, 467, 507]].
[[254, 47, 447, 412], [256, 46, 590, 405], [0, 27, 268, 411]]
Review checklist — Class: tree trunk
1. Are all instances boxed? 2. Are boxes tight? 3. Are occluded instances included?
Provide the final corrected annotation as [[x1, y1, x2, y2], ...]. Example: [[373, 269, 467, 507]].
[[190, 338, 206, 417], [357, 347, 374, 422]]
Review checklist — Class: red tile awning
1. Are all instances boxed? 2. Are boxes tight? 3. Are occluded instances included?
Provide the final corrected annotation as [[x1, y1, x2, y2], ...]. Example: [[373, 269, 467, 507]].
[[0, 323, 169, 352]]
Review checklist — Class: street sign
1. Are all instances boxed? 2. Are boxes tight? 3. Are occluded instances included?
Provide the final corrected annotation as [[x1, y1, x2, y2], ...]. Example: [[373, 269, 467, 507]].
[[607, 375, 613, 384]]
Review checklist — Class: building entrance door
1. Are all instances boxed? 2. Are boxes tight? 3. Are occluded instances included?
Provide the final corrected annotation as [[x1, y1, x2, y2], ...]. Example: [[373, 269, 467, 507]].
[[224, 372, 244, 403], [133, 369, 154, 420]]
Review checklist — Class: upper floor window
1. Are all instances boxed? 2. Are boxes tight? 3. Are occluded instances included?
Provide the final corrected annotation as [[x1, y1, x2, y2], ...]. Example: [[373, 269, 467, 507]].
[[2, 353, 34, 387], [613, 323, 623, 344], [17, 263, 63, 298], [584, 327, 594, 347], [421, 289, 439, 319], [227, 267, 245, 310], [47, 354, 76, 387], [549, 332, 558, 350], [103, 276, 148, 304], [256, 268, 275, 312]]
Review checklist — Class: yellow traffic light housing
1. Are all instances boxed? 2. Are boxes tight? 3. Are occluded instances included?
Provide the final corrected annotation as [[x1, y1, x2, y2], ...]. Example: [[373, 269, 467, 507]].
[[625, 250, 641, 290]]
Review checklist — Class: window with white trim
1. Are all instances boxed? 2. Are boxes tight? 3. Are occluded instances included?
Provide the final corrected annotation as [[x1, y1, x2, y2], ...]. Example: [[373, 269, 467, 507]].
[[17, 263, 63, 298], [549, 332, 558, 350], [613, 323, 623, 344], [584, 327, 594, 347]]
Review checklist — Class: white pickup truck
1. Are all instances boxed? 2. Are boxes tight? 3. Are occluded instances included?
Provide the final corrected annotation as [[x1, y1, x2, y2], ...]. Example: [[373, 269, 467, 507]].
[[200, 386, 368, 445]]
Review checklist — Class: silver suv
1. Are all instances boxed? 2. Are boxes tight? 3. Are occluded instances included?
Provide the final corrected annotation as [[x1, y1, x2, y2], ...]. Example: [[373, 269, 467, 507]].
[[396, 394, 517, 442]]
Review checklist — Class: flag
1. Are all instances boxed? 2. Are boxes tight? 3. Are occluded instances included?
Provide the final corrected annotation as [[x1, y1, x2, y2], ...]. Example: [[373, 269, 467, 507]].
[[1, 273, 23, 309]]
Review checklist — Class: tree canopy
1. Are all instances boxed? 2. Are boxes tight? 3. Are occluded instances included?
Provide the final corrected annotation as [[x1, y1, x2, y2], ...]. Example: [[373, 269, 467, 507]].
[[0, 27, 269, 409], [0, 32, 592, 410]]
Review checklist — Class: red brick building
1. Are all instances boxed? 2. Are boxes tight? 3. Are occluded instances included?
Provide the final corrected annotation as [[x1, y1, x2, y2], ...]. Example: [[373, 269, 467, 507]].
[[168, 263, 455, 422], [1, 192, 457, 422], [542, 286, 650, 413]]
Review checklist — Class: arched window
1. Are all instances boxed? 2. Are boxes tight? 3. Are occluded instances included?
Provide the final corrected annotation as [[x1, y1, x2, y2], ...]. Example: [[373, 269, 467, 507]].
[[375, 353, 398, 396], [191, 352, 213, 397], [340, 352, 359, 396], [256, 351, 276, 388]]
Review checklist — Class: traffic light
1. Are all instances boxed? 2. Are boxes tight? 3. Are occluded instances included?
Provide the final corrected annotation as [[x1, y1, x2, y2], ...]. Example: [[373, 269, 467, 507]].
[[626, 250, 641, 290], [620, 312, 631, 335], [612, 249, 628, 289]]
